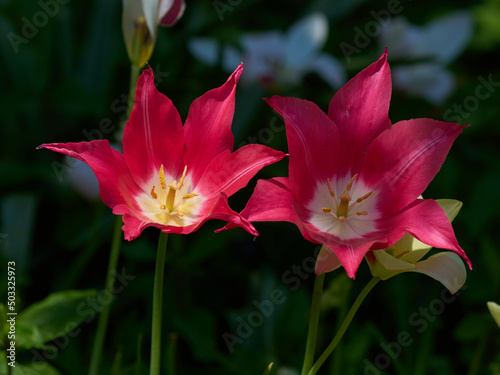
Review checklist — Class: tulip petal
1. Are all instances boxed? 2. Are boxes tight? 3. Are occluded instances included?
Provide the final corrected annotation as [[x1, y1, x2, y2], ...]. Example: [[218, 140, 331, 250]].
[[207, 193, 259, 236], [196, 144, 285, 198], [38, 141, 141, 212], [241, 177, 297, 224], [436, 199, 463, 222], [385, 199, 471, 269], [487, 302, 500, 329], [373, 249, 415, 271], [123, 66, 184, 187], [159, 0, 186, 26], [328, 51, 392, 176], [361, 119, 464, 216], [410, 252, 467, 294], [324, 240, 376, 279], [315, 244, 342, 275], [183, 64, 242, 184], [265, 96, 340, 204]]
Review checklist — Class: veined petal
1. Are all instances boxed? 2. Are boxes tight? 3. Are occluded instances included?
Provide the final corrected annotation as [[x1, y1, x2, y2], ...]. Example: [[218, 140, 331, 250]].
[[182, 64, 243, 185], [411, 252, 467, 294], [436, 199, 462, 222], [158, 0, 185, 26], [38, 141, 141, 212], [218, 177, 298, 233], [384, 199, 471, 269], [123, 66, 184, 187], [361, 118, 464, 216], [315, 244, 342, 275], [324, 240, 376, 279], [265, 96, 340, 204], [328, 50, 391, 176], [196, 144, 285, 198], [206, 193, 259, 236]]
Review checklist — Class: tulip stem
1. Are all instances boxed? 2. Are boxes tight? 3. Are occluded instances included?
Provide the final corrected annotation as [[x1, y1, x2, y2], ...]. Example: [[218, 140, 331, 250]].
[[150, 232, 169, 375], [301, 273, 325, 375], [88, 216, 123, 375], [127, 64, 141, 119], [307, 276, 380, 375]]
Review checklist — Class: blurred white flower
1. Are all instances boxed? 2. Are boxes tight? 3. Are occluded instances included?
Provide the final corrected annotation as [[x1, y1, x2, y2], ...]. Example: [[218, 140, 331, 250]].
[[380, 11, 473, 104], [122, 0, 186, 67], [188, 13, 345, 90]]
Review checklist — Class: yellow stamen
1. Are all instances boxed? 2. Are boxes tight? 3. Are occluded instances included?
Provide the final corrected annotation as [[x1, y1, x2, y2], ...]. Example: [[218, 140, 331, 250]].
[[160, 204, 166, 210], [356, 211, 368, 216], [327, 178, 335, 198], [150, 186, 158, 199], [177, 209, 184, 217], [346, 174, 357, 191], [337, 175, 357, 217], [178, 165, 187, 190], [322, 207, 332, 213], [159, 164, 166, 190], [183, 193, 198, 200], [356, 191, 373, 203]]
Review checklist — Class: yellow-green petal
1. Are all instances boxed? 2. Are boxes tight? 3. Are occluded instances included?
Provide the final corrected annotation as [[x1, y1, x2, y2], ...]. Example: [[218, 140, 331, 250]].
[[487, 301, 500, 329], [410, 252, 466, 294]]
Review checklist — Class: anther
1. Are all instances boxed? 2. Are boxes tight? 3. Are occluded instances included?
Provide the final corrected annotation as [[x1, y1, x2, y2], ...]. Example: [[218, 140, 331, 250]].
[[183, 193, 198, 200], [150, 186, 158, 199], [160, 204, 166, 210], [356, 211, 368, 216], [327, 179, 335, 198], [159, 165, 166, 190], [356, 191, 373, 203], [322, 207, 332, 213], [178, 165, 187, 190]]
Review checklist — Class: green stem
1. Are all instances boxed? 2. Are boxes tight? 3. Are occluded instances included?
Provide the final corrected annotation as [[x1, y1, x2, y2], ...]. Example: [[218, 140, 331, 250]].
[[150, 232, 169, 375], [127, 64, 141, 119], [167, 332, 178, 375], [88, 216, 123, 375], [467, 331, 488, 375], [88, 60, 140, 374], [301, 273, 325, 375], [307, 277, 380, 375]]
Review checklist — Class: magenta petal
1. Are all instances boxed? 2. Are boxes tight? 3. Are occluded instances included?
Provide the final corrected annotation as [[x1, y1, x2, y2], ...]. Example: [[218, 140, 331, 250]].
[[123, 66, 184, 186], [196, 144, 285, 198], [218, 177, 298, 232], [38, 141, 141, 211], [241, 177, 297, 223], [265, 96, 340, 204], [361, 118, 463, 215], [328, 51, 391, 176], [384, 199, 472, 269], [324, 240, 376, 279], [205, 193, 259, 236], [159, 0, 186, 26], [182, 65, 243, 185]]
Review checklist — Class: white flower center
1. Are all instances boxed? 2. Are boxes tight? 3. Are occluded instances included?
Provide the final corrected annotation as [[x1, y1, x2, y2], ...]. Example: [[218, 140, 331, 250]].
[[136, 165, 202, 227], [308, 175, 379, 240]]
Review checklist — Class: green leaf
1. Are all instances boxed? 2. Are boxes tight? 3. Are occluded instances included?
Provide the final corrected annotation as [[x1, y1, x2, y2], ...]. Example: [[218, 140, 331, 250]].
[[16, 289, 96, 350]]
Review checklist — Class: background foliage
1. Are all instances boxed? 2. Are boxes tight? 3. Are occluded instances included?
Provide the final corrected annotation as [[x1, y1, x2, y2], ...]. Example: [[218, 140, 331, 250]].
[[1, 0, 500, 374]]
